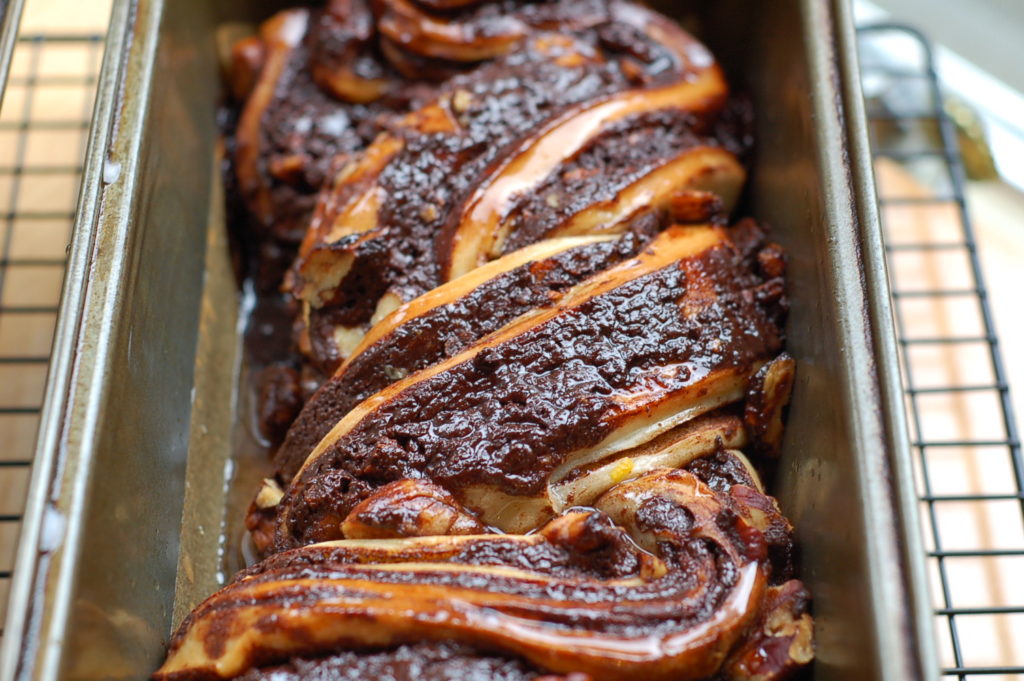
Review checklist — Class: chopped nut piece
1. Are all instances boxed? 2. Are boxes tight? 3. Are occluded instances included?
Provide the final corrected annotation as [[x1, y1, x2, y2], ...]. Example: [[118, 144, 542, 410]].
[[562, 167, 598, 183], [451, 89, 473, 113], [420, 203, 440, 222], [255, 478, 285, 510], [267, 154, 307, 183]]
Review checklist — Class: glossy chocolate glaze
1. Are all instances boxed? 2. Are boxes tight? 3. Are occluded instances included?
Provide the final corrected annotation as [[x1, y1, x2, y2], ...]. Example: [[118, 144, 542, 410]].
[[376, 0, 618, 66], [499, 110, 715, 254], [410, 0, 613, 38], [279, 230, 786, 550], [686, 450, 795, 583], [308, 0, 392, 88], [246, 510, 648, 582], [235, 643, 571, 681], [276, 227, 656, 483], [243, 10, 439, 248], [302, 10, 715, 320], [209, 560, 721, 630], [685, 448, 758, 493], [254, 40, 378, 244], [157, 470, 775, 681], [340, 478, 491, 538], [722, 580, 813, 680], [254, 365, 304, 444], [309, 37, 644, 308]]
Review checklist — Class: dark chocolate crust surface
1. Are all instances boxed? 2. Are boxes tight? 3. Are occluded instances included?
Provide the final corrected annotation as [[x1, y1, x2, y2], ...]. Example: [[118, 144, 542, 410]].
[[306, 34, 653, 314], [279, 227, 786, 550], [275, 227, 656, 482], [235, 643, 573, 681]]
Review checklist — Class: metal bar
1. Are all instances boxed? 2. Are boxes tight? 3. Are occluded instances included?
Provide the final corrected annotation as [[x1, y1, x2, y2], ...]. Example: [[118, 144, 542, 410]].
[[942, 667, 1024, 676], [900, 336, 996, 345], [935, 606, 1024, 615], [928, 549, 1024, 558], [892, 289, 981, 298], [15, 34, 103, 43], [921, 493, 1024, 502], [906, 384, 1008, 394], [914, 440, 1020, 448]]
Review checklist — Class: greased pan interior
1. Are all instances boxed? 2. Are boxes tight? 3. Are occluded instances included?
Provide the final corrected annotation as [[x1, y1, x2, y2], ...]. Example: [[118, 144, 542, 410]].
[[0, 1, 938, 680]]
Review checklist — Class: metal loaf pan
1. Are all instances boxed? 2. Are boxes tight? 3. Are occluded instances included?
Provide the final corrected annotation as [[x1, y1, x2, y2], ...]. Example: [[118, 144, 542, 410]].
[[1, 0, 940, 679], [0, 0, 25, 106]]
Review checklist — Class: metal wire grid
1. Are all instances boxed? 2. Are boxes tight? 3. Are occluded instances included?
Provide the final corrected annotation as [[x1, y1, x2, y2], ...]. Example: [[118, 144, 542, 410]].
[[858, 25, 1024, 680], [0, 32, 103, 627]]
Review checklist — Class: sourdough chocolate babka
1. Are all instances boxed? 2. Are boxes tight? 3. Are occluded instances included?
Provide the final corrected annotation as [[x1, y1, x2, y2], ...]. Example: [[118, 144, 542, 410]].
[[156, 0, 813, 679]]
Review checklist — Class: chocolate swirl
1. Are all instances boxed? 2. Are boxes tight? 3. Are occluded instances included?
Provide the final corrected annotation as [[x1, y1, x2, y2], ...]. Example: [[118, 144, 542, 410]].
[[285, 0, 740, 370], [269, 223, 786, 552], [158, 469, 809, 681]]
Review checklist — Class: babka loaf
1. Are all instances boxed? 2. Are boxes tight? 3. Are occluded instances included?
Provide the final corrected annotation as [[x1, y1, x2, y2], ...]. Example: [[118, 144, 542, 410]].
[[157, 0, 813, 679]]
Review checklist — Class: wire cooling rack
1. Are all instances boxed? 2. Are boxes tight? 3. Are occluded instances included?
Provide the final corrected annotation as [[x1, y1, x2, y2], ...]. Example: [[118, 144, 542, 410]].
[[859, 24, 1024, 680], [0, 32, 103, 630]]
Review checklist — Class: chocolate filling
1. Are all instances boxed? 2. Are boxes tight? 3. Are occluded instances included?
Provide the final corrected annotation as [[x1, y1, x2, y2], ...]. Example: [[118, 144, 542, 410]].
[[277, 227, 656, 482], [280, 234, 785, 549]]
